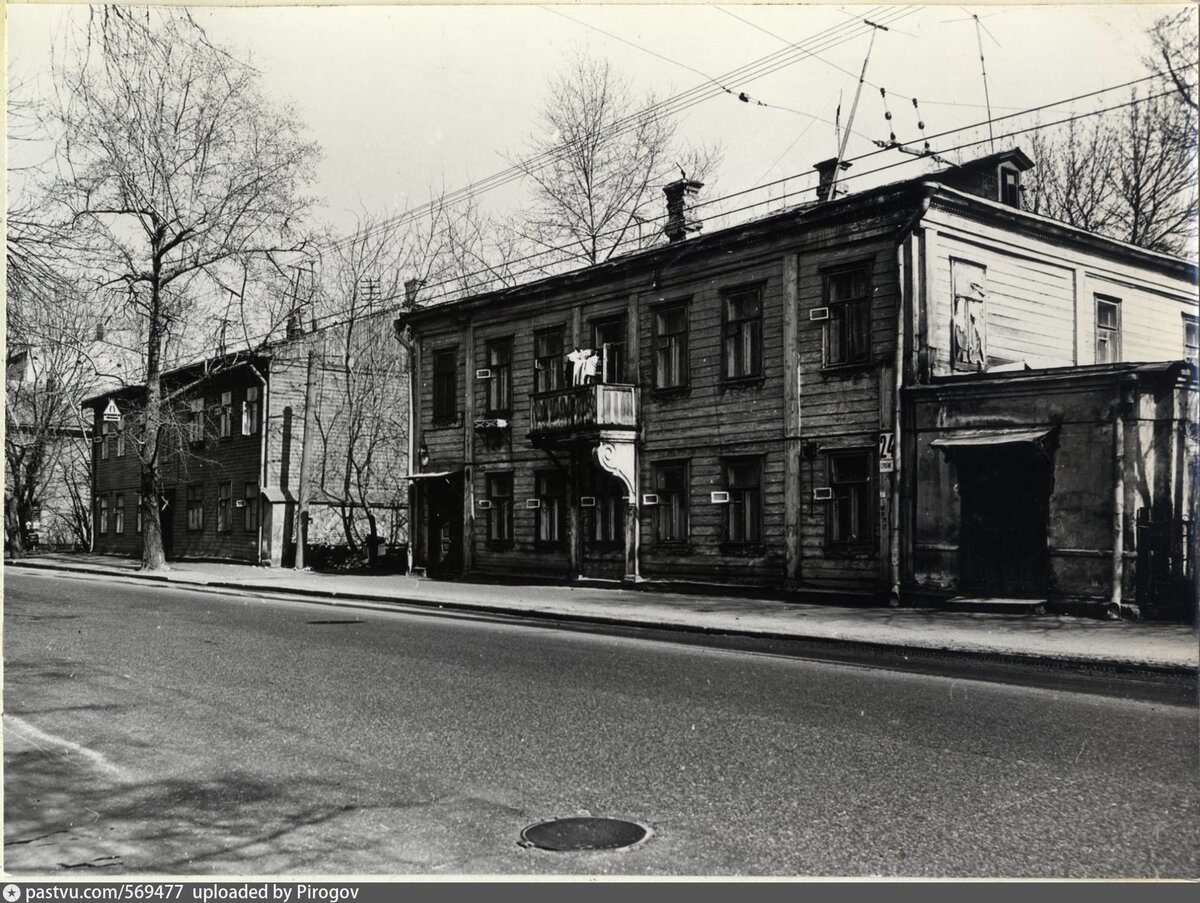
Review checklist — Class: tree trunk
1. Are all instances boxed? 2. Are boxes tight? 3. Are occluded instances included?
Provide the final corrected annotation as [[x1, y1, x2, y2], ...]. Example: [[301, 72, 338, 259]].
[[141, 268, 168, 570], [6, 497, 26, 560]]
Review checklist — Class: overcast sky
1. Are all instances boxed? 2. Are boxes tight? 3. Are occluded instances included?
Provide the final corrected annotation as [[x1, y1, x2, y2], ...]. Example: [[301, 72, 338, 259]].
[[7, 3, 1190, 237]]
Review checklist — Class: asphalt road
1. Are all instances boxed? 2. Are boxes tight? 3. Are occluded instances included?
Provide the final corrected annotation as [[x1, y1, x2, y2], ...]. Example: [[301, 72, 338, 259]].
[[4, 570, 1198, 878]]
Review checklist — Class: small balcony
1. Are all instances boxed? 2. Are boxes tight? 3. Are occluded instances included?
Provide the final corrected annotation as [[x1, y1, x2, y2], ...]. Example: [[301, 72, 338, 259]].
[[529, 383, 638, 444]]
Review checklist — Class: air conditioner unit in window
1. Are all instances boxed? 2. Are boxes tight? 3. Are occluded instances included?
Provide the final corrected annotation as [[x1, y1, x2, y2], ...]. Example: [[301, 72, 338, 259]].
[[579, 496, 597, 507], [475, 368, 492, 380], [641, 493, 659, 505], [809, 307, 830, 321], [234, 500, 246, 508], [526, 499, 541, 509], [474, 418, 508, 430], [476, 499, 493, 510], [710, 491, 730, 504], [813, 487, 834, 501]]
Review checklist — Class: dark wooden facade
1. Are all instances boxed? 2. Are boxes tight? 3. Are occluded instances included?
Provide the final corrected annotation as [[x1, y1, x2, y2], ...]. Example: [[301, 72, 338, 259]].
[[399, 149, 1197, 615]]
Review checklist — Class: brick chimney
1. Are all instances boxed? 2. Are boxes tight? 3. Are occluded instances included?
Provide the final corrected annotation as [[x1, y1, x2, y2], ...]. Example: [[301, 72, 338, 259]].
[[404, 278, 426, 308], [662, 178, 704, 243], [814, 158, 852, 203]]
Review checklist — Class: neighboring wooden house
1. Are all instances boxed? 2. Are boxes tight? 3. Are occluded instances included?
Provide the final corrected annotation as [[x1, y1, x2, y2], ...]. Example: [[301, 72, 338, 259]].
[[397, 148, 1197, 618], [84, 313, 409, 565]]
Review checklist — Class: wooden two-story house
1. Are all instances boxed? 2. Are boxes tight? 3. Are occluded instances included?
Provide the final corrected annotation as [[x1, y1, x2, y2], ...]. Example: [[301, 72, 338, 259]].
[[397, 148, 1196, 617], [85, 313, 410, 566]]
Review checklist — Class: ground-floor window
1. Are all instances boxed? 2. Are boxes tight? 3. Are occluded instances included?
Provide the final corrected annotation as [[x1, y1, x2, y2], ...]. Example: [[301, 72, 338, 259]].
[[724, 456, 763, 544], [136, 492, 143, 534], [243, 483, 258, 532], [486, 473, 513, 542], [827, 449, 873, 546], [588, 470, 625, 545], [187, 483, 204, 531], [217, 482, 232, 533], [652, 461, 689, 545], [98, 495, 109, 536], [535, 470, 565, 544], [114, 493, 125, 535]]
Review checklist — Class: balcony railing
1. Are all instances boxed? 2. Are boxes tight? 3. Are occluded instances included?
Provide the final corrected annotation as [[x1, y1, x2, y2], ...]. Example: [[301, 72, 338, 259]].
[[529, 383, 638, 440]]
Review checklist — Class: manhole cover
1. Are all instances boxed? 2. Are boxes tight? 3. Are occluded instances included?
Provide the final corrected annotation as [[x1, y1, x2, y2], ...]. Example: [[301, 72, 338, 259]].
[[520, 817, 648, 851]]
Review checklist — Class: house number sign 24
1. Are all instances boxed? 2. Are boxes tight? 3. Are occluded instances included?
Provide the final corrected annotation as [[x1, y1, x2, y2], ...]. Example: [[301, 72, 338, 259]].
[[878, 432, 895, 473]]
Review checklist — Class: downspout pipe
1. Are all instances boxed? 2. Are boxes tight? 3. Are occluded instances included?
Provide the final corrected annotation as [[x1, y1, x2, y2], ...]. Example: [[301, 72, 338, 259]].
[[891, 182, 936, 605], [1110, 377, 1134, 618], [394, 319, 418, 577]]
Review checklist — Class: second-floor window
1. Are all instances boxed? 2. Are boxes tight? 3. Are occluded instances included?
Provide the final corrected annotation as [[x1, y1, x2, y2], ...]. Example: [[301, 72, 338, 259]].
[[219, 392, 232, 438], [724, 456, 762, 544], [535, 470, 565, 544], [432, 348, 458, 422], [486, 472, 513, 542], [1096, 296, 1121, 364], [826, 265, 872, 367], [723, 287, 763, 380], [187, 483, 204, 531], [1185, 314, 1199, 361], [100, 422, 110, 460], [486, 339, 512, 415], [242, 386, 260, 436], [654, 304, 689, 389], [115, 419, 125, 457], [653, 461, 689, 544], [188, 398, 205, 444], [591, 315, 626, 383], [534, 327, 566, 393]]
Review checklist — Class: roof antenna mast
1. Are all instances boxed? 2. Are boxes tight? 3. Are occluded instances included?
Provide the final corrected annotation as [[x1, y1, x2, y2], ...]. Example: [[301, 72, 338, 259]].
[[970, 12, 998, 152], [830, 19, 889, 199]]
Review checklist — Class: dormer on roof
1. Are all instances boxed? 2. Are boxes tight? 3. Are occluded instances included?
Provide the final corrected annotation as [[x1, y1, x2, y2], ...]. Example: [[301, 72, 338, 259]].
[[935, 147, 1035, 210]]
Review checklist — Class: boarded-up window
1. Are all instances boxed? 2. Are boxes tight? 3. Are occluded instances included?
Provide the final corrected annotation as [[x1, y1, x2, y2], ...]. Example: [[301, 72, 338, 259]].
[[951, 259, 987, 371]]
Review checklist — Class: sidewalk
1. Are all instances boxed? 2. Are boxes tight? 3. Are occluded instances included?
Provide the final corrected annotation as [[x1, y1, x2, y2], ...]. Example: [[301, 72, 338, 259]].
[[6, 552, 1198, 674]]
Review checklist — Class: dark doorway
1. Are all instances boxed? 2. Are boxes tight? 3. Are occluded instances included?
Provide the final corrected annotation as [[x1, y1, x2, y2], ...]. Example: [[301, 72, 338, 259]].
[[160, 487, 176, 560], [958, 448, 1051, 597], [581, 466, 626, 580], [424, 475, 463, 577]]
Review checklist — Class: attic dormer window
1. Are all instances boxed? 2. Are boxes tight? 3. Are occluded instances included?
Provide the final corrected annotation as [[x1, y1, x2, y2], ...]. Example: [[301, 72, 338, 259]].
[[999, 165, 1021, 209]]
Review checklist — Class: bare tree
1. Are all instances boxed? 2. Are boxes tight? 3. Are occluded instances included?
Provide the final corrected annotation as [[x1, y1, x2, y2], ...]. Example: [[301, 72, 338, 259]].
[[509, 54, 720, 268], [1026, 117, 1118, 236], [1147, 7, 1198, 113], [42, 7, 320, 569]]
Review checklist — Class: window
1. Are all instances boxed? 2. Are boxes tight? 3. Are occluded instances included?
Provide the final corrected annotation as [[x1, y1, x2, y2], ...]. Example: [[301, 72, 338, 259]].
[[535, 470, 565, 544], [218, 391, 232, 438], [591, 316, 626, 383], [99, 495, 110, 535], [100, 422, 110, 461], [217, 482, 231, 533], [114, 493, 125, 535], [187, 483, 204, 531], [486, 472, 513, 542], [432, 348, 458, 422], [723, 286, 763, 379], [115, 419, 125, 457], [825, 265, 872, 367], [827, 449, 873, 546], [188, 398, 205, 444], [534, 327, 566, 393], [950, 259, 987, 371], [1185, 314, 1199, 361], [1096, 296, 1121, 364], [243, 483, 259, 532], [588, 471, 625, 544], [486, 339, 512, 415], [724, 457, 762, 544], [1000, 166, 1021, 208], [136, 492, 143, 534], [654, 304, 689, 389], [242, 386, 260, 436], [653, 461, 689, 544]]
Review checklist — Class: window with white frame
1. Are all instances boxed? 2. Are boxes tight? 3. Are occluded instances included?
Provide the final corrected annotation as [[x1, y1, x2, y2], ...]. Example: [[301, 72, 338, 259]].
[[188, 398, 205, 444], [219, 392, 232, 438], [1096, 296, 1121, 364], [242, 386, 260, 436]]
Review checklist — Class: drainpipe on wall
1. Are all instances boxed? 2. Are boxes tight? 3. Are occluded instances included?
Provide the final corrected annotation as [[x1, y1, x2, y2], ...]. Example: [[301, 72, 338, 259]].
[[890, 183, 936, 605], [247, 362, 269, 566], [394, 321, 418, 577]]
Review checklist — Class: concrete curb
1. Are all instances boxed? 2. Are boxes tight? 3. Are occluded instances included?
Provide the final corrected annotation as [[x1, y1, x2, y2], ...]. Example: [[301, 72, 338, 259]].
[[9, 559, 1198, 685]]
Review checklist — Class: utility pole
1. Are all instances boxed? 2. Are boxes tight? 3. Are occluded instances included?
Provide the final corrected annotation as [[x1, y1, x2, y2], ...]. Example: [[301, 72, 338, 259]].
[[294, 347, 318, 570], [830, 19, 889, 199]]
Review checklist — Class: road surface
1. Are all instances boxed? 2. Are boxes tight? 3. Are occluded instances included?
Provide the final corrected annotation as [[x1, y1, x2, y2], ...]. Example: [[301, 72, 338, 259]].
[[5, 570, 1197, 877]]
